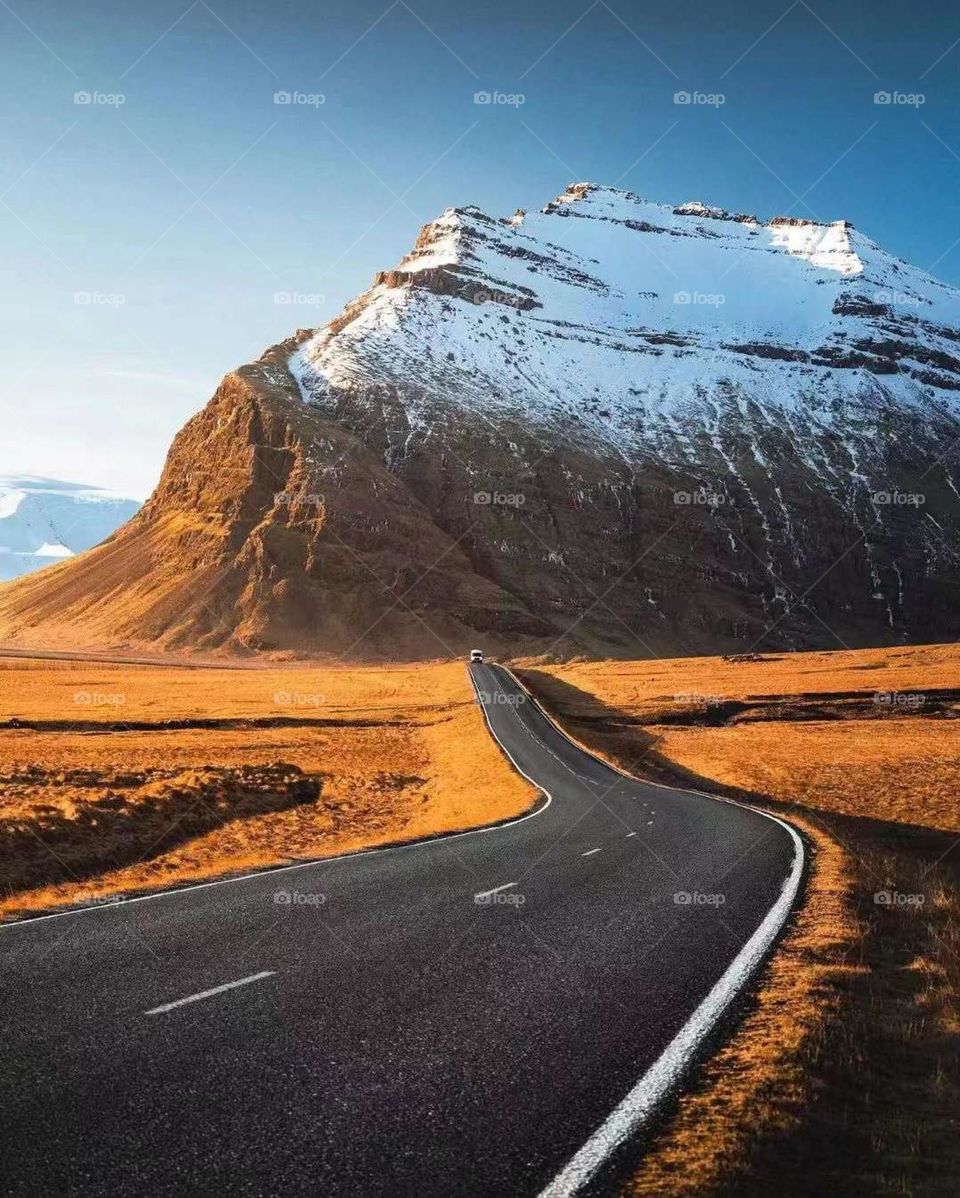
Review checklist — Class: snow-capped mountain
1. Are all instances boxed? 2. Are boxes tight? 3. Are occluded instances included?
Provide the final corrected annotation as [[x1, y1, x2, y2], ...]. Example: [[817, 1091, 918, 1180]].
[[1, 181, 958, 657], [0, 476, 140, 582]]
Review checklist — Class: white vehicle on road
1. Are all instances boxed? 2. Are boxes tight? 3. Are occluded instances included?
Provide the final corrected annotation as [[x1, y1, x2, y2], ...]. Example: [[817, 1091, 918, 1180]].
[[469, 649, 484, 663]]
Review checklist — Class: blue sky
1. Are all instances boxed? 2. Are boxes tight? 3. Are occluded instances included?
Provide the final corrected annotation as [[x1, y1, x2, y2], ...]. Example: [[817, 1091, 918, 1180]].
[[3, 0, 960, 495]]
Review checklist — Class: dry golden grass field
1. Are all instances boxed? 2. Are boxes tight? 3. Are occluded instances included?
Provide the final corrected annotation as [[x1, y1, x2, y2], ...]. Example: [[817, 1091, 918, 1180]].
[[520, 643, 959, 1198], [0, 658, 534, 920]]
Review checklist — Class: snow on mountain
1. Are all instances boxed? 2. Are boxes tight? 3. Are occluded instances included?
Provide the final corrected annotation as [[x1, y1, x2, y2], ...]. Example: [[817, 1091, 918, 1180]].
[[0, 476, 140, 582], [291, 181, 960, 438]]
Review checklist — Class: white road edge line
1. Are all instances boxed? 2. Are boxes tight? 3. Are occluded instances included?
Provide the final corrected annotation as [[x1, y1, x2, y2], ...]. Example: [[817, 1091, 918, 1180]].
[[474, 881, 518, 901], [493, 666, 806, 1198], [1, 667, 552, 931], [144, 970, 276, 1016], [538, 823, 803, 1196], [581, 847, 602, 857]]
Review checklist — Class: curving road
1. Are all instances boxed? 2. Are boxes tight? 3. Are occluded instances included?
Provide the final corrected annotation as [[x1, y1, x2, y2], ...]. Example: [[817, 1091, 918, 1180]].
[[0, 662, 802, 1196]]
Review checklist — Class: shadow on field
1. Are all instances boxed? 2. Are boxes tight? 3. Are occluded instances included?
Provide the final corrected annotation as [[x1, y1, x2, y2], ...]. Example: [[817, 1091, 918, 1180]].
[[0, 764, 321, 895]]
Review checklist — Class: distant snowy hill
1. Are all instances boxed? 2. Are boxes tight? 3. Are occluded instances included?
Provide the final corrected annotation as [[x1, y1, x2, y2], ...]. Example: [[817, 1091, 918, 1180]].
[[0, 476, 140, 581]]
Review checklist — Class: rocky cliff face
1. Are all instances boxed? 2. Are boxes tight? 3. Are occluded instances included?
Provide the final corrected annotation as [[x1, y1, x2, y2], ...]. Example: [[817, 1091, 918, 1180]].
[[2, 182, 959, 658]]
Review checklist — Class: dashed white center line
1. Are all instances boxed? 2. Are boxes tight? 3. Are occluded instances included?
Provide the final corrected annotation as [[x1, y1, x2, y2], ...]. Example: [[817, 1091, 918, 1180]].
[[144, 970, 276, 1016], [581, 847, 602, 857], [474, 881, 518, 901]]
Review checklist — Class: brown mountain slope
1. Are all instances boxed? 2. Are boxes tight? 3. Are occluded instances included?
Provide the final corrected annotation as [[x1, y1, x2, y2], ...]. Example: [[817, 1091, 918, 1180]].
[[0, 342, 556, 659], [0, 336, 833, 661]]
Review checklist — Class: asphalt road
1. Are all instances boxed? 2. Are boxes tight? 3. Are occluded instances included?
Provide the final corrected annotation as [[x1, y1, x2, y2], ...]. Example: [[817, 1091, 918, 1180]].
[[0, 662, 801, 1197]]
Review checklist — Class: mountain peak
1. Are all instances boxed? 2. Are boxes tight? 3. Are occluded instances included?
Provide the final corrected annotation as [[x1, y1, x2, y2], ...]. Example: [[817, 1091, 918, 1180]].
[[290, 178, 960, 425]]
